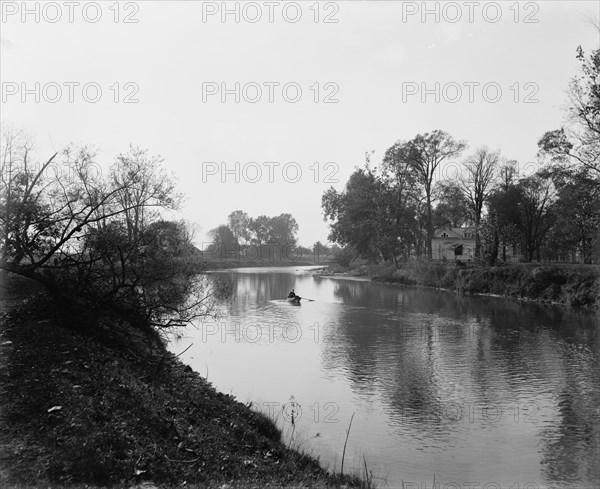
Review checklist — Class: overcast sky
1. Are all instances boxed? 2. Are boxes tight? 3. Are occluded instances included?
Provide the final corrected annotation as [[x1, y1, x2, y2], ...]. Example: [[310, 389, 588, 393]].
[[1, 1, 599, 247]]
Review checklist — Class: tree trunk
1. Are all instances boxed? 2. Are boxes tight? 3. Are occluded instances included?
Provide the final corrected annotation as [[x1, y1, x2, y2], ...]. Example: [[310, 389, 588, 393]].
[[474, 217, 481, 261], [489, 230, 499, 265], [426, 193, 433, 260]]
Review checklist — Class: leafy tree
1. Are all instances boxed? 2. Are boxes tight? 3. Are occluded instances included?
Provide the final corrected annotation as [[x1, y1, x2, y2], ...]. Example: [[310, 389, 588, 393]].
[[479, 214, 500, 265], [486, 184, 521, 264], [208, 224, 238, 256], [269, 213, 299, 245], [497, 160, 519, 191], [484, 165, 558, 264], [546, 169, 600, 263], [433, 181, 470, 229], [227, 210, 252, 244], [322, 167, 397, 262], [332, 245, 356, 267], [382, 142, 423, 259], [536, 44, 600, 263], [248, 215, 272, 247], [212, 212, 300, 261], [312, 241, 324, 254], [312, 241, 332, 262], [538, 46, 600, 175]]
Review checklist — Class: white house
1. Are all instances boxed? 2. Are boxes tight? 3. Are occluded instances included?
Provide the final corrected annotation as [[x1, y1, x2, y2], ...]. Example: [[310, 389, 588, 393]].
[[431, 227, 476, 261]]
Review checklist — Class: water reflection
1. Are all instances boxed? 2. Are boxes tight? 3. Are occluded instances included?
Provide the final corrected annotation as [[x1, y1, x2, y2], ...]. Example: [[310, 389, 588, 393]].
[[174, 268, 599, 488], [324, 280, 599, 486]]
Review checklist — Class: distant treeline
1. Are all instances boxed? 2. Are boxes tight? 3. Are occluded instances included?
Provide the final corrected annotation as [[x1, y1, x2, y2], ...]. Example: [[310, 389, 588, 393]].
[[205, 210, 336, 263]]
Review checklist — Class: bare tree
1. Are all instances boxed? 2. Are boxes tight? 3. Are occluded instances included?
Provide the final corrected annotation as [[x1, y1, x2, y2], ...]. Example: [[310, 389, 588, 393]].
[[111, 146, 182, 243], [497, 159, 519, 191], [518, 174, 556, 262], [457, 147, 499, 260]]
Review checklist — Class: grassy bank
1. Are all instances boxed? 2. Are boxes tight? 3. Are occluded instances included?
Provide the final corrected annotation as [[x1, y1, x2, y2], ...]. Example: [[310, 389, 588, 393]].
[[0, 295, 366, 488], [323, 261, 600, 308]]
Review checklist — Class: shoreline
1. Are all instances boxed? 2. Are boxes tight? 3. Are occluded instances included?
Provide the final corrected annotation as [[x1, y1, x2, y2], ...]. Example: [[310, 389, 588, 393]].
[[195, 261, 598, 310], [313, 262, 600, 310], [0, 294, 367, 488]]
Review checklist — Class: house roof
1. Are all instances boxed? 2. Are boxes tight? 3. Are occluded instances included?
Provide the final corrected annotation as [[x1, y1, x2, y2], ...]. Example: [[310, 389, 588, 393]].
[[188, 244, 203, 254], [433, 227, 475, 239]]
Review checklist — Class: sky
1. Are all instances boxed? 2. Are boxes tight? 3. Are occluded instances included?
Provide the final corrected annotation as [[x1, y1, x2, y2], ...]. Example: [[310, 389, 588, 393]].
[[1, 0, 599, 247]]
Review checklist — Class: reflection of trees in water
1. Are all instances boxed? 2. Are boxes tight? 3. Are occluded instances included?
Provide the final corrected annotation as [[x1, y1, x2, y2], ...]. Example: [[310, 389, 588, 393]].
[[322, 280, 599, 478], [225, 272, 297, 314], [323, 282, 447, 429], [538, 346, 600, 485], [318, 285, 381, 397], [190, 274, 233, 318]]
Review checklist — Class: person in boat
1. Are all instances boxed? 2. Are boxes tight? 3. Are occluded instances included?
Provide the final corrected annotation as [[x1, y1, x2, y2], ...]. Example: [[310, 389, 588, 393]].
[[288, 289, 296, 299]]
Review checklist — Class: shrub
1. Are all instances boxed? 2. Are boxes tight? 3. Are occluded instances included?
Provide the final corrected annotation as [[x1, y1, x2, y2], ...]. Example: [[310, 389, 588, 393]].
[[334, 246, 356, 268]]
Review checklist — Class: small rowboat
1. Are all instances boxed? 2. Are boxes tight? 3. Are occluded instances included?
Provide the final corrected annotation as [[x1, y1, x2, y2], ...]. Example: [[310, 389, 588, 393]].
[[287, 295, 301, 304]]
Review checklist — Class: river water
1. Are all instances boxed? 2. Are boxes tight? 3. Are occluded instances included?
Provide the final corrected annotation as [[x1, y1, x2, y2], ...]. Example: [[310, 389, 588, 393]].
[[3, 269, 597, 488], [172, 266, 599, 489]]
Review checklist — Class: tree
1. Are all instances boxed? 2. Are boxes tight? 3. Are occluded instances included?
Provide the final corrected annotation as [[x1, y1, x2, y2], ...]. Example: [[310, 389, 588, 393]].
[[478, 214, 501, 265], [269, 213, 299, 245], [208, 224, 238, 257], [457, 147, 499, 259], [547, 168, 600, 263], [433, 181, 470, 229], [486, 184, 521, 264], [497, 159, 519, 191], [212, 212, 300, 262], [517, 174, 556, 262], [538, 46, 600, 176], [312, 241, 332, 262], [382, 142, 423, 260], [322, 167, 397, 262], [402, 130, 467, 259], [0, 130, 221, 332], [248, 215, 272, 247], [110, 145, 181, 243], [227, 210, 252, 244]]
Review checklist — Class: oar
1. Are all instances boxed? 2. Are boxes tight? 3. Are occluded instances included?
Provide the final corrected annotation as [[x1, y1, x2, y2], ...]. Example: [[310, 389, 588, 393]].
[[299, 296, 315, 302]]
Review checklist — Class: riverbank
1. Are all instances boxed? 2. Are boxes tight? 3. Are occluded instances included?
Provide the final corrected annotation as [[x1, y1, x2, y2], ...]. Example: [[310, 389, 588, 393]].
[[317, 261, 600, 309], [0, 294, 367, 488]]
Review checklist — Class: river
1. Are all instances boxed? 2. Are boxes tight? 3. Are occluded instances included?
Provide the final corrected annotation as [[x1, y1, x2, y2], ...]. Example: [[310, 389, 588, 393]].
[[172, 266, 599, 489], [2, 268, 598, 488]]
